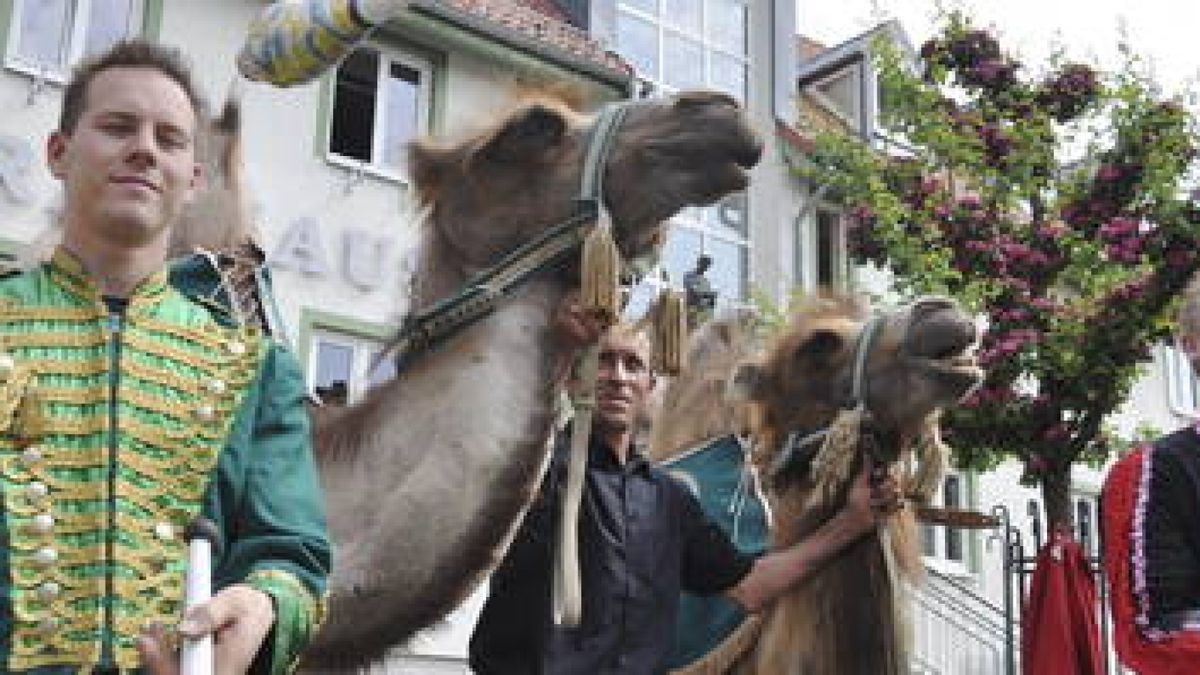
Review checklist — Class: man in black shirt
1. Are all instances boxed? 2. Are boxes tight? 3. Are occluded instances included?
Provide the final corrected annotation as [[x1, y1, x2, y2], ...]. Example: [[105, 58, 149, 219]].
[[470, 312, 896, 674]]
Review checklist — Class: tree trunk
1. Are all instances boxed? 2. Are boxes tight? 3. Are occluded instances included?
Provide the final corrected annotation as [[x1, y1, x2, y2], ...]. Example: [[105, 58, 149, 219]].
[[1040, 464, 1074, 535]]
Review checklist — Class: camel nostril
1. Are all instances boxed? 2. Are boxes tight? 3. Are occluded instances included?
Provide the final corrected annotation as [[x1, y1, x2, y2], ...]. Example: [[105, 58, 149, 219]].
[[738, 139, 764, 168]]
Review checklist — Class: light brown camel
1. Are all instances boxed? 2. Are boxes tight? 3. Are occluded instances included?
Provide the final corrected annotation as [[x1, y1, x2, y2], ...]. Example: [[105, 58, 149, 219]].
[[653, 295, 981, 674], [173, 91, 762, 670]]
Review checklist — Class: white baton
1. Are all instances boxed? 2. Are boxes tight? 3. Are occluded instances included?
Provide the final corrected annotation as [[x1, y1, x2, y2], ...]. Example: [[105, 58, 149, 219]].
[[181, 518, 221, 675]]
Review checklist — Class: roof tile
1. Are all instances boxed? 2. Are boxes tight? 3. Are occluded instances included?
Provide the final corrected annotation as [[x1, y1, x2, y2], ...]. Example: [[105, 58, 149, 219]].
[[437, 0, 631, 76]]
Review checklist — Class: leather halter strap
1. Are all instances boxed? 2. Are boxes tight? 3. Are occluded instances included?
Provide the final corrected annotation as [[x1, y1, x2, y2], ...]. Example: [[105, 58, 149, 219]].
[[386, 102, 634, 372], [770, 311, 887, 481]]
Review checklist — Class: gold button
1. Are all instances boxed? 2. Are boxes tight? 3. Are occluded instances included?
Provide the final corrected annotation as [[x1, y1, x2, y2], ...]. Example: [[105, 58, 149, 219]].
[[25, 482, 48, 501], [227, 340, 246, 356], [33, 547, 57, 566], [30, 513, 54, 534], [36, 581, 60, 600], [21, 445, 44, 465], [206, 378, 227, 395], [0, 352, 13, 376], [153, 522, 174, 541]]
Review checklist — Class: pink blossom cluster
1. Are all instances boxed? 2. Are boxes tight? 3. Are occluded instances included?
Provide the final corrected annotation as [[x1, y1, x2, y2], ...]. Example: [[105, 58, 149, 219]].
[[1035, 63, 1100, 123], [980, 327, 1041, 363], [1100, 216, 1147, 263], [961, 385, 1016, 408]]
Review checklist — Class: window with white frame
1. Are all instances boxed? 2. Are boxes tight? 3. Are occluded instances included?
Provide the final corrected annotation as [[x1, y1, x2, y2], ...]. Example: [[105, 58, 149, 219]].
[[617, 0, 750, 303], [1165, 344, 1199, 416], [308, 329, 396, 406], [327, 44, 432, 179], [794, 207, 849, 291], [5, 0, 144, 80], [1075, 495, 1098, 557], [921, 472, 968, 568], [659, 193, 748, 301]]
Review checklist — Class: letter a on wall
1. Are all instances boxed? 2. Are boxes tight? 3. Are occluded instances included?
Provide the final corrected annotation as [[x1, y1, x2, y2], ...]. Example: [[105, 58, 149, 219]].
[[272, 216, 330, 276]]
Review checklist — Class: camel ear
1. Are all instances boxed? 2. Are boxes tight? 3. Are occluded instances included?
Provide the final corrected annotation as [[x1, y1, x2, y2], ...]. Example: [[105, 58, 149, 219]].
[[728, 362, 768, 401], [409, 141, 453, 202], [482, 104, 568, 162]]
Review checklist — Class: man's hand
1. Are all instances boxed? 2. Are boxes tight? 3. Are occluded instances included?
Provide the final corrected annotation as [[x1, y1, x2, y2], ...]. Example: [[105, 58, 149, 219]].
[[840, 461, 903, 537], [553, 290, 606, 349], [138, 584, 275, 675]]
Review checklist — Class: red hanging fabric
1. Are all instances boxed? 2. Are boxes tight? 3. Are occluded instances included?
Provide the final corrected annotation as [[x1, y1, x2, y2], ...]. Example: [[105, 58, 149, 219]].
[[1021, 529, 1104, 675]]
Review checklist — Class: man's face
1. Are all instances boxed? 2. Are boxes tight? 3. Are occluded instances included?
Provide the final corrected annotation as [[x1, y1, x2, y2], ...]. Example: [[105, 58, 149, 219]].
[[594, 329, 656, 434], [48, 66, 199, 248]]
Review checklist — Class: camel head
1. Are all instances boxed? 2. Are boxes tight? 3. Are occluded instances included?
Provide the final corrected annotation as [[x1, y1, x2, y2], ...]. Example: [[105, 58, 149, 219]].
[[408, 91, 762, 299], [737, 294, 982, 469]]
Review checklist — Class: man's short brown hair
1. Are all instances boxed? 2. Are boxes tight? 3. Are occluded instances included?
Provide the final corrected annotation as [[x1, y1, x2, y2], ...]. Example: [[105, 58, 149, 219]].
[[59, 39, 206, 134]]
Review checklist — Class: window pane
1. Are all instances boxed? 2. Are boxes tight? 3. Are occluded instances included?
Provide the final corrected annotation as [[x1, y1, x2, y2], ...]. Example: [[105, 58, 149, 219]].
[[710, 50, 746, 101], [1076, 500, 1093, 554], [944, 475, 963, 562], [314, 341, 354, 405], [706, 236, 746, 300], [382, 60, 422, 172], [15, 0, 72, 69], [661, 226, 704, 285], [662, 0, 701, 33], [706, 0, 746, 54], [617, 12, 659, 79], [620, 0, 657, 15], [368, 350, 397, 388], [330, 48, 379, 163], [816, 210, 840, 288], [85, 0, 136, 58], [712, 191, 747, 236], [663, 32, 704, 90]]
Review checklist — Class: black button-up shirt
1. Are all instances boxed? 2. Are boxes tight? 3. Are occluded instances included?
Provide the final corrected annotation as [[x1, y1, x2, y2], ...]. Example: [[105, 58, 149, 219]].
[[470, 432, 753, 674]]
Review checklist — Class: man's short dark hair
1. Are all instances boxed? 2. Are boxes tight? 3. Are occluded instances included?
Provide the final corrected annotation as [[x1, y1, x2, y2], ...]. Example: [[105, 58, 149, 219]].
[[59, 39, 207, 134]]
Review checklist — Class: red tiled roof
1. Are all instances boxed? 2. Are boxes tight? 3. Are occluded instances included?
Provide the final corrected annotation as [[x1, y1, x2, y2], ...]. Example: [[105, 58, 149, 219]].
[[436, 0, 632, 76], [517, 0, 569, 22]]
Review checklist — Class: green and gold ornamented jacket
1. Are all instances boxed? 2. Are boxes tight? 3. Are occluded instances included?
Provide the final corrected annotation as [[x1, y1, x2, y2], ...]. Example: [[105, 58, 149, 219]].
[[0, 249, 331, 673]]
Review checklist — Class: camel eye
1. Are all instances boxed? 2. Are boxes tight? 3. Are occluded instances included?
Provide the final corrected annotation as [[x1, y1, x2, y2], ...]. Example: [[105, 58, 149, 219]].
[[797, 329, 843, 362]]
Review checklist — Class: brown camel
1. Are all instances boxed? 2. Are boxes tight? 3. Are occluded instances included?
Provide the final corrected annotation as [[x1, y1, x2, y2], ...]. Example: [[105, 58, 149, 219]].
[[653, 295, 981, 674], [172, 91, 762, 670]]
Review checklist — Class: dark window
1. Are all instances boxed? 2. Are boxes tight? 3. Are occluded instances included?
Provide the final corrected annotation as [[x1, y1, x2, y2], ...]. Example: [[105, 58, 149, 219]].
[[816, 210, 840, 288], [329, 49, 379, 164], [1076, 499, 1094, 555], [943, 474, 963, 562]]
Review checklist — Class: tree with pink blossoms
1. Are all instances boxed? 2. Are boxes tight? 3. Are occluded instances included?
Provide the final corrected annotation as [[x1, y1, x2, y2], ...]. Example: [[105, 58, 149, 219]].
[[804, 12, 1200, 529]]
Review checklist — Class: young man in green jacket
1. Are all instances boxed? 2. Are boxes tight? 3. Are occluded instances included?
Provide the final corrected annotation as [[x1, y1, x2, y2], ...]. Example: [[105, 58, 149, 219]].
[[0, 39, 330, 673]]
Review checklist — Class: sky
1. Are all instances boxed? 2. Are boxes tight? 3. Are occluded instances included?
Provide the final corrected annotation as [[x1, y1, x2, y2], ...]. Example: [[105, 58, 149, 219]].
[[796, 0, 1200, 96]]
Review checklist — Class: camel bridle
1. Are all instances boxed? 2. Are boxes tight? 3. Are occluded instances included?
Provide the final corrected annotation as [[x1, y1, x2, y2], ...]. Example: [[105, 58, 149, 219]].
[[384, 101, 637, 372]]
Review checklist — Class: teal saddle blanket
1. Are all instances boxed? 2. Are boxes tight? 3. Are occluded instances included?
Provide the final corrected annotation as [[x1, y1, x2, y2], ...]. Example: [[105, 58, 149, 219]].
[[659, 434, 770, 670]]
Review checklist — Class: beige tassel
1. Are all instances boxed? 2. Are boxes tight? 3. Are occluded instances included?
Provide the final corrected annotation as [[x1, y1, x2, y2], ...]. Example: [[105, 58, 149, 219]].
[[808, 406, 865, 511], [908, 420, 948, 504], [651, 289, 687, 375], [579, 218, 621, 322]]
